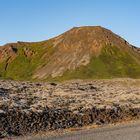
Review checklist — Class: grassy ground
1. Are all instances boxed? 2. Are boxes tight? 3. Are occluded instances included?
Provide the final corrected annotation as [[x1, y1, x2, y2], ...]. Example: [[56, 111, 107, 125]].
[[50, 46, 140, 81], [0, 44, 140, 81], [0, 40, 54, 80]]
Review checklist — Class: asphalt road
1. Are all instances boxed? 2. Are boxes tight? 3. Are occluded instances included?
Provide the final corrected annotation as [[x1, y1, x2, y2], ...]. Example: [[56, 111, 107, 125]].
[[26, 121, 140, 140]]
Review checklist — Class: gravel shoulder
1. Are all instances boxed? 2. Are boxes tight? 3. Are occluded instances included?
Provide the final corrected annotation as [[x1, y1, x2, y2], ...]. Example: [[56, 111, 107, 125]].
[[29, 120, 140, 140]]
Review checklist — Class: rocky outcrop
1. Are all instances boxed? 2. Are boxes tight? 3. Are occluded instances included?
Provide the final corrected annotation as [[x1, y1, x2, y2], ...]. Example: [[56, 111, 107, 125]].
[[0, 45, 17, 61], [0, 79, 140, 138], [23, 47, 35, 57], [132, 45, 140, 54]]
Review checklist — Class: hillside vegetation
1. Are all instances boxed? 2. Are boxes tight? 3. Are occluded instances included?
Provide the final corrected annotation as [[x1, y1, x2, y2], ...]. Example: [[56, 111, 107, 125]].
[[0, 26, 140, 81]]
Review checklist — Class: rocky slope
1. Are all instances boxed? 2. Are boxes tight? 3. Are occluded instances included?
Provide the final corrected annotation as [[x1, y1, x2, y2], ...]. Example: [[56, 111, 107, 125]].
[[0, 26, 140, 80], [0, 79, 140, 138]]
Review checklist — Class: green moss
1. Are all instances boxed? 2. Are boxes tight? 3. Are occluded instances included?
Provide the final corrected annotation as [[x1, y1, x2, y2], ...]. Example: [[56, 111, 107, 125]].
[[0, 39, 55, 80], [0, 60, 7, 78], [49, 46, 140, 81], [0, 44, 140, 81]]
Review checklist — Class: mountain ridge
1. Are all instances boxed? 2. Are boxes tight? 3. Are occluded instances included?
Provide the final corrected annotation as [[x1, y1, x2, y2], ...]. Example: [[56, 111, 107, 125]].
[[0, 26, 140, 81]]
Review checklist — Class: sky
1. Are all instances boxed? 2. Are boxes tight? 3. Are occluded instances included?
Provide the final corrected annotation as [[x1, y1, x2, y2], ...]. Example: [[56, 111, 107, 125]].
[[0, 0, 140, 47]]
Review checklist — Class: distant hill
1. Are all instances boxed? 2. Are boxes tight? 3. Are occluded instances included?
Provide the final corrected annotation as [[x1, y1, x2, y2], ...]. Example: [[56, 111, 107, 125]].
[[0, 26, 140, 81]]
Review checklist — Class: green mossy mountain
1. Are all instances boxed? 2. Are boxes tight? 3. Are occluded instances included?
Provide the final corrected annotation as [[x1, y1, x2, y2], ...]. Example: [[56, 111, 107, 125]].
[[0, 26, 140, 81]]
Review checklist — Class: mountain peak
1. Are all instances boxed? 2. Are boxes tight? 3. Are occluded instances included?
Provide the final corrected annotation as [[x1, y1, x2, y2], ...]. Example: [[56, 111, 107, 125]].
[[68, 26, 111, 33], [71, 25, 105, 30], [53, 26, 130, 52], [0, 26, 140, 81]]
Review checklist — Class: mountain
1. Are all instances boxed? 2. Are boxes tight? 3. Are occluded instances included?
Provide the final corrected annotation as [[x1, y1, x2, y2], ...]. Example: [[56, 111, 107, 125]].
[[0, 26, 140, 81]]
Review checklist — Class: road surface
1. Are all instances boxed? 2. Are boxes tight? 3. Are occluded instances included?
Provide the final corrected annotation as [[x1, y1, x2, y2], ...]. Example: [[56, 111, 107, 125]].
[[23, 121, 140, 140]]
